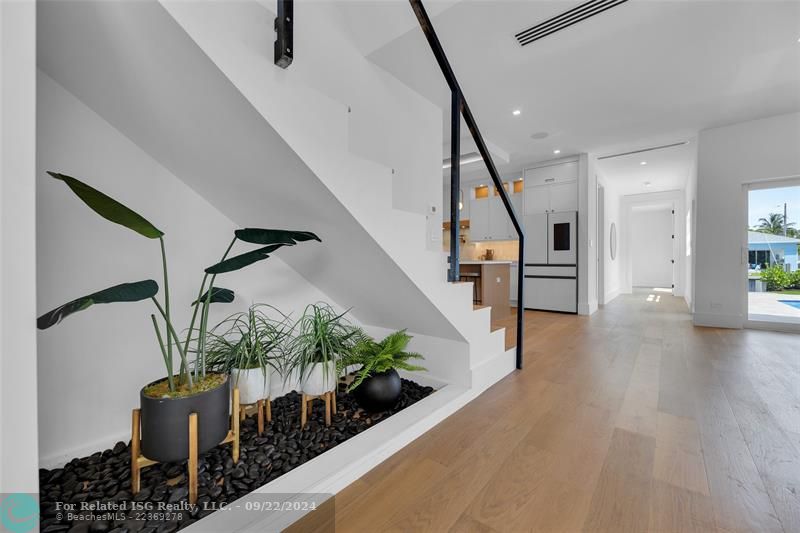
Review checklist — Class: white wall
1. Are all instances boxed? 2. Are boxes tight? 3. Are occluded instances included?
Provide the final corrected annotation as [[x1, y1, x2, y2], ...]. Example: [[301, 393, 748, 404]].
[[0, 0, 39, 493], [683, 142, 698, 311], [598, 178, 622, 304], [36, 72, 339, 466], [630, 208, 674, 288], [695, 112, 800, 328], [578, 154, 598, 315]]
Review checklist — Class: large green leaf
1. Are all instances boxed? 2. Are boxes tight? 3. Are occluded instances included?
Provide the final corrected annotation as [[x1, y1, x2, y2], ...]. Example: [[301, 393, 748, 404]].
[[37, 280, 159, 330], [192, 287, 235, 305], [205, 244, 291, 274], [234, 228, 321, 245], [48, 172, 164, 239]]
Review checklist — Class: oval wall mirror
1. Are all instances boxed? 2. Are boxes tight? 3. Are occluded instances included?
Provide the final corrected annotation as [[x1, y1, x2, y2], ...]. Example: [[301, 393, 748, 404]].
[[610, 223, 617, 260]]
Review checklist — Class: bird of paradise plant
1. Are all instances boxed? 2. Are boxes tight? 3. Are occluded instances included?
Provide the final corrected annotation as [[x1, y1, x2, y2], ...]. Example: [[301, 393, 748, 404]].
[[37, 172, 320, 396]]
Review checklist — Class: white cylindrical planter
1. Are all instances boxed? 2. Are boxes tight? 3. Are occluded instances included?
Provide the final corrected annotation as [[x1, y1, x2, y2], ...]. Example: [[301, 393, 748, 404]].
[[300, 361, 337, 396], [231, 367, 270, 404]]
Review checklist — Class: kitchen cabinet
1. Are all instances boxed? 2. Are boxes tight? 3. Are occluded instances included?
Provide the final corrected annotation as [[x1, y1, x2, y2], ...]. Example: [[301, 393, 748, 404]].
[[523, 160, 578, 215], [524, 181, 577, 214], [469, 195, 490, 240], [524, 277, 576, 313], [524, 161, 578, 186], [549, 182, 577, 212], [470, 190, 523, 241], [488, 197, 507, 240], [506, 193, 523, 239]]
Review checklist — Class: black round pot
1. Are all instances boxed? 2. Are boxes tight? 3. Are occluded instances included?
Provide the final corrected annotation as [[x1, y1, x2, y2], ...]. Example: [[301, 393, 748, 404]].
[[140, 375, 230, 463], [353, 368, 402, 412]]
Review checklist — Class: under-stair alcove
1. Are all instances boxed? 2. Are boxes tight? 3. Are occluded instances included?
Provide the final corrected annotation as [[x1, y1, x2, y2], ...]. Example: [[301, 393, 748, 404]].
[[32, 1, 516, 530]]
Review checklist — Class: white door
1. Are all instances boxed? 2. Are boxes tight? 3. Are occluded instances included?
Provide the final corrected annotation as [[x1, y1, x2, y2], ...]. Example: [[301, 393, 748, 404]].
[[630, 208, 673, 288], [524, 185, 550, 215], [470, 197, 489, 241], [507, 193, 523, 239], [549, 181, 578, 212], [524, 213, 547, 264], [488, 196, 507, 241]]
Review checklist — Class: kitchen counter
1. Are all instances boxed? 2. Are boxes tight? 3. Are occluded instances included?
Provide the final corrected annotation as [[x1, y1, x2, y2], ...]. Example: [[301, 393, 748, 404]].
[[458, 262, 511, 321]]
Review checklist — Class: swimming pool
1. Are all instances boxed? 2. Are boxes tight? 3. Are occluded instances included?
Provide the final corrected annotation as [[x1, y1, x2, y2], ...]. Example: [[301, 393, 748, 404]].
[[779, 300, 800, 310]]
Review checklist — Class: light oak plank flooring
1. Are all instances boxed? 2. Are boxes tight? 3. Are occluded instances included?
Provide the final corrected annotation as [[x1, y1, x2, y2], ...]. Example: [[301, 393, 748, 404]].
[[326, 291, 800, 532]]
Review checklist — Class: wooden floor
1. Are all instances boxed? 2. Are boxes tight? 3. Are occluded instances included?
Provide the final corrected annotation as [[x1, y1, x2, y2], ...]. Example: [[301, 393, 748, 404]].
[[323, 291, 800, 532]]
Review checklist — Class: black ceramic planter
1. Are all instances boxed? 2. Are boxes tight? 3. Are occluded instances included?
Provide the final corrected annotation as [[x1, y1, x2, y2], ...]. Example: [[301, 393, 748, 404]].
[[140, 375, 230, 463], [353, 368, 402, 412]]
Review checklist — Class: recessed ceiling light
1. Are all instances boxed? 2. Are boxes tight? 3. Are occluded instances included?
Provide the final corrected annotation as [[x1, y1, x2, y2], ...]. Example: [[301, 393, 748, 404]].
[[512, 109, 521, 116], [644, 181, 652, 188], [553, 149, 561, 154], [530, 131, 549, 140], [640, 161, 647, 165]]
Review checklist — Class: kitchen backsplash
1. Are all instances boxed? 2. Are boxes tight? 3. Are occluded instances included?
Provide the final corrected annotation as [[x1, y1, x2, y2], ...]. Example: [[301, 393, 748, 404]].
[[442, 228, 518, 261]]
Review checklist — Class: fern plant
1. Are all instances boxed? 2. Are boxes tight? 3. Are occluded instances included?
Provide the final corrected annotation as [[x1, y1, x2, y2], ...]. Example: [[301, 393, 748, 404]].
[[339, 330, 426, 392]]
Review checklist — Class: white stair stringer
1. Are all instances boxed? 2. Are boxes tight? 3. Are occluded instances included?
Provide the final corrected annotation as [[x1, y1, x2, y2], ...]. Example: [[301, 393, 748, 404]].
[[158, 0, 511, 385]]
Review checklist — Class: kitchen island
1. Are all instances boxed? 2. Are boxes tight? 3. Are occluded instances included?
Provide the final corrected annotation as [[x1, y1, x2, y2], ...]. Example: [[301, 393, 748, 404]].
[[458, 260, 511, 321]]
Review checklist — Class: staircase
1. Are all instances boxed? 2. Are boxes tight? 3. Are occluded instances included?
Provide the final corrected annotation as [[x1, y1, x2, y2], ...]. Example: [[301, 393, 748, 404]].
[[38, 0, 512, 385], [159, 0, 513, 387]]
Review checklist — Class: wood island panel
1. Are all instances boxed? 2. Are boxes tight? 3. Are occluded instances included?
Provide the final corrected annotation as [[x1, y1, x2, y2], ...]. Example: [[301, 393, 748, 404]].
[[459, 263, 510, 321]]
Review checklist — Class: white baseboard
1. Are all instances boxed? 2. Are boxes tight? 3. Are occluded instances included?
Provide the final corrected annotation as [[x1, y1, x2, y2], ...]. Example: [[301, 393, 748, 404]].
[[693, 312, 743, 329], [578, 300, 598, 316], [603, 288, 620, 305], [40, 430, 130, 471], [470, 347, 516, 392]]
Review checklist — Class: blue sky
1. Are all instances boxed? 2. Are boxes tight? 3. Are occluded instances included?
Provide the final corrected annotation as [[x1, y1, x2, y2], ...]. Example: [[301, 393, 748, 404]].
[[749, 186, 800, 228]]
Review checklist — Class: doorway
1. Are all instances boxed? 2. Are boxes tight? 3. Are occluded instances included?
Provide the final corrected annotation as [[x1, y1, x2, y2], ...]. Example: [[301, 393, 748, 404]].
[[630, 205, 674, 292], [746, 181, 800, 325]]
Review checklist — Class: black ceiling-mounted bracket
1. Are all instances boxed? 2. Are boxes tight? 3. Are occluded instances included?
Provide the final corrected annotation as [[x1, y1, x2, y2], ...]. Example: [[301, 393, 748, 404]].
[[274, 0, 293, 69]]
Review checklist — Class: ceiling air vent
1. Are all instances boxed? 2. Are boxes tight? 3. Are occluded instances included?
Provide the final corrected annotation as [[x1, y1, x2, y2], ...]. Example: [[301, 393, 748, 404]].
[[515, 0, 629, 46]]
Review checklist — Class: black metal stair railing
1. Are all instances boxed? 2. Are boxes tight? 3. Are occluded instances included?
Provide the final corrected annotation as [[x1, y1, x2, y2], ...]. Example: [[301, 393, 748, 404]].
[[410, 0, 525, 369]]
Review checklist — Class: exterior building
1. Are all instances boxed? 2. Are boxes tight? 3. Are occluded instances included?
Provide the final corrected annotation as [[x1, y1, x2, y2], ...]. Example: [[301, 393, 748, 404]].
[[748, 231, 800, 271]]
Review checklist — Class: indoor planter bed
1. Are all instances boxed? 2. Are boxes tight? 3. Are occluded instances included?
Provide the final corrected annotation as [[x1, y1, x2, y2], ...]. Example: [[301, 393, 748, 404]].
[[37, 380, 434, 533]]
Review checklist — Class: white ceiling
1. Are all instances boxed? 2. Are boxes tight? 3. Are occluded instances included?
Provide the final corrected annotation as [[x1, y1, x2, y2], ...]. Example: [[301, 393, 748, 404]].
[[597, 140, 695, 196], [365, 0, 800, 189]]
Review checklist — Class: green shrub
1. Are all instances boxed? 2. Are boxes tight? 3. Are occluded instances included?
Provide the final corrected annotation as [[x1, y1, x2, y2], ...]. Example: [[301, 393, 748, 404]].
[[789, 269, 800, 289], [761, 265, 791, 291]]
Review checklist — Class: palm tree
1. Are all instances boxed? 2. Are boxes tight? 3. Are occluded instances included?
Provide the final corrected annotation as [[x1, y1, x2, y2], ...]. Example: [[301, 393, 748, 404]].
[[756, 213, 795, 235]]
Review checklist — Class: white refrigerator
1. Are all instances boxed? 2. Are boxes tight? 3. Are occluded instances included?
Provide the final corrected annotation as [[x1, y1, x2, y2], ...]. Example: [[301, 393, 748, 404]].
[[523, 211, 577, 313]]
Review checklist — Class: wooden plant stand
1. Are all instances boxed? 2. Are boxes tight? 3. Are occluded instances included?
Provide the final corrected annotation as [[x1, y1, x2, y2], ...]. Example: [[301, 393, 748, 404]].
[[131, 388, 241, 505], [300, 391, 337, 429], [239, 398, 272, 435]]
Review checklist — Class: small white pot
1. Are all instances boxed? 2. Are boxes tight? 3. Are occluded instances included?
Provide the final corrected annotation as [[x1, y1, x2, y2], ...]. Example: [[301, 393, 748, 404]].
[[300, 361, 337, 396], [231, 367, 270, 405]]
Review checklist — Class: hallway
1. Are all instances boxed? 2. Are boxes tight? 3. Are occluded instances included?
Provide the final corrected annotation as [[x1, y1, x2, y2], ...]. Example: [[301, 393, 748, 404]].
[[332, 291, 800, 532]]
